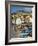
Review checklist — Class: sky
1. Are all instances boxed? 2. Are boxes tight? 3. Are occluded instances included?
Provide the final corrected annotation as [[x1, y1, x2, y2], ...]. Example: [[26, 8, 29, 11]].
[[10, 5, 32, 13]]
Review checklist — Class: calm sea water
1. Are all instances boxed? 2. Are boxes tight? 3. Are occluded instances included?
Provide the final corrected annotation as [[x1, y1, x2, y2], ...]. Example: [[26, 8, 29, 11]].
[[20, 28, 32, 38]]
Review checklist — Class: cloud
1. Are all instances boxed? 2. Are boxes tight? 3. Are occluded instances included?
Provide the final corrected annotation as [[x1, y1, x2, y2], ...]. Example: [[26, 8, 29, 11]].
[[10, 5, 32, 13]]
